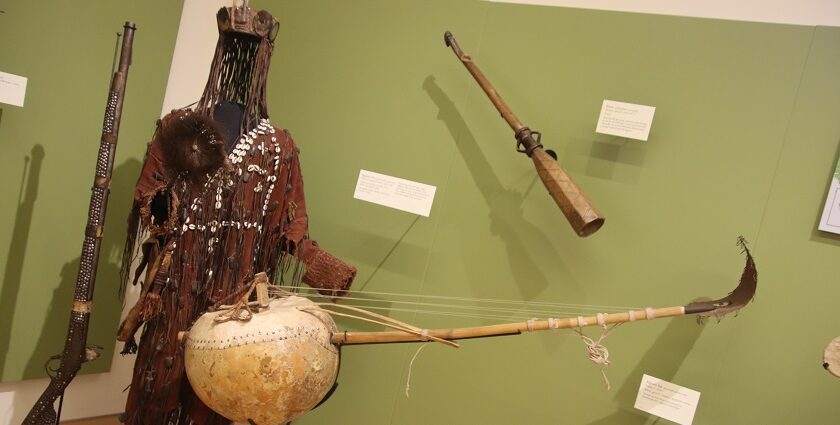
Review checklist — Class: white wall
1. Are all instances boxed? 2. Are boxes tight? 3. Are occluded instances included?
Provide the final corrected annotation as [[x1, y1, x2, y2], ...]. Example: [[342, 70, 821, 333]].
[[1, 0, 837, 423], [159, 0, 229, 115]]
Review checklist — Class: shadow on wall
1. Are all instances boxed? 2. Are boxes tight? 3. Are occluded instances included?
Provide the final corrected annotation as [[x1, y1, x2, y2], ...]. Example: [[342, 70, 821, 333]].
[[586, 317, 706, 425], [309, 218, 428, 290], [422, 75, 578, 301], [584, 136, 647, 184], [22, 158, 142, 379], [355, 216, 420, 292], [0, 145, 45, 378]]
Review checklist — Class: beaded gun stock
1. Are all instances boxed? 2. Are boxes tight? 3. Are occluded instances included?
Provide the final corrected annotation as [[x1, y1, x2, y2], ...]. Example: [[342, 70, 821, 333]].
[[23, 22, 136, 425], [444, 31, 604, 237]]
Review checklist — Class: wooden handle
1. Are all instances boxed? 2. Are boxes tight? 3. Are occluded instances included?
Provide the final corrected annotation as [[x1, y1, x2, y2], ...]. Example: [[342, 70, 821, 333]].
[[332, 306, 686, 345], [445, 31, 524, 132], [531, 149, 604, 237]]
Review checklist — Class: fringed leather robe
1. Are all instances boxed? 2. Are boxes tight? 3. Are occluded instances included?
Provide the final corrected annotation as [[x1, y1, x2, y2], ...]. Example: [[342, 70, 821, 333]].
[[118, 112, 354, 424]]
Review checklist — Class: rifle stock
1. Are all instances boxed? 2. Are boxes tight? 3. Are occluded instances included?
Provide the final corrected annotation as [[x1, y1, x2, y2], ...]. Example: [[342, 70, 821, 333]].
[[23, 22, 136, 425], [444, 31, 604, 237]]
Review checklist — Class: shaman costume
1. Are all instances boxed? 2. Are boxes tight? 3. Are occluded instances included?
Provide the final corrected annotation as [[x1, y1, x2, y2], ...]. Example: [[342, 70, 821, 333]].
[[118, 6, 355, 424]]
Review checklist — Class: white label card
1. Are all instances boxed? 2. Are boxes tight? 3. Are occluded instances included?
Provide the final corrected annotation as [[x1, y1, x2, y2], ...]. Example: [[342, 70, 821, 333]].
[[634, 374, 701, 425], [595, 99, 656, 141], [353, 170, 437, 217], [818, 161, 840, 234], [819, 183, 840, 234], [0, 71, 28, 107]]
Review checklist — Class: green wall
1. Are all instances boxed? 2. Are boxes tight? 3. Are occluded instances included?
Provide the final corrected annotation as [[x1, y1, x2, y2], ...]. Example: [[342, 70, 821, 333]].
[[0, 1, 182, 380], [253, 1, 840, 424], [2, 1, 839, 424]]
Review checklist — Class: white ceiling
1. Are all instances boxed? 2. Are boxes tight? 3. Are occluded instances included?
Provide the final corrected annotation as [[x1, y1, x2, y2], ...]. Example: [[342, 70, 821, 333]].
[[489, 0, 840, 26]]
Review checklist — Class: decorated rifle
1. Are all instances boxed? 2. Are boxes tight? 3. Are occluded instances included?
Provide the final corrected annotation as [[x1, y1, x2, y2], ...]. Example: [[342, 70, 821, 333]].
[[444, 31, 604, 237], [24, 22, 136, 425]]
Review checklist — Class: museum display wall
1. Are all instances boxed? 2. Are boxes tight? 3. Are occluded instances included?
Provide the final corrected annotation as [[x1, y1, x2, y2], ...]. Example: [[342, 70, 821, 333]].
[[0, 1, 183, 421], [1, 0, 839, 423]]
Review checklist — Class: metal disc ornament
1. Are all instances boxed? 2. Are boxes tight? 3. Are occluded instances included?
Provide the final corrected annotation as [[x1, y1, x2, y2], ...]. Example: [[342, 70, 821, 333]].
[[184, 296, 339, 423]]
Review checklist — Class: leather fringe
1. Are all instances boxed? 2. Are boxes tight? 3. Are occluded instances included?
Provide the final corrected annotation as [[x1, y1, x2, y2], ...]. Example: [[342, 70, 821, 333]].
[[121, 337, 139, 355]]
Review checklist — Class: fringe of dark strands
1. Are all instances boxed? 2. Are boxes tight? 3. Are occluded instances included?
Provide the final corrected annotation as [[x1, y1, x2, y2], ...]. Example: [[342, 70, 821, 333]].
[[122, 384, 228, 425], [196, 33, 274, 134], [119, 204, 142, 300], [120, 336, 138, 355], [120, 129, 161, 301], [272, 243, 305, 292]]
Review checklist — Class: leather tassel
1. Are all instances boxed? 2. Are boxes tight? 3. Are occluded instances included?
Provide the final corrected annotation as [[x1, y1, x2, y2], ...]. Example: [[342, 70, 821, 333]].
[[120, 337, 138, 355]]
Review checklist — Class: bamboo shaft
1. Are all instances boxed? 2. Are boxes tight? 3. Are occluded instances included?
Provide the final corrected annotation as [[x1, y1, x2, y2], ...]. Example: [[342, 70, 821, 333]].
[[331, 306, 686, 345]]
